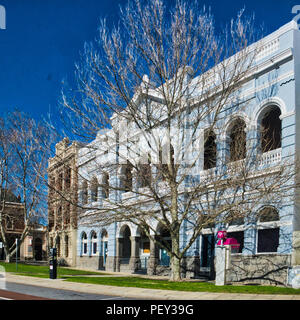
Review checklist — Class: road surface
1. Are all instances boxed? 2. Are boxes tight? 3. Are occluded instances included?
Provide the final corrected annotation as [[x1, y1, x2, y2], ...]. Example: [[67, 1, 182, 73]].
[[0, 281, 137, 300]]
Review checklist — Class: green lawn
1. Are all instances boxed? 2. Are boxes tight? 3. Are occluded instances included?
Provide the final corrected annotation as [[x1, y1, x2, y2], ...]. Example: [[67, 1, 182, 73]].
[[64, 276, 300, 295], [0, 262, 107, 279], [2, 262, 300, 295]]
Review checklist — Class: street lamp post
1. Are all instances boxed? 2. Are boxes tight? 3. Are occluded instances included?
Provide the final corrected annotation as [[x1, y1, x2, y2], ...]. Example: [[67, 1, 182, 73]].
[[15, 238, 18, 271]]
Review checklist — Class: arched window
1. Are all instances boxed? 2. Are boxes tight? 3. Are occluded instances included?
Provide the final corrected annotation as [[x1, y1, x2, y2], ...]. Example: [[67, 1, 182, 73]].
[[101, 172, 109, 198], [257, 207, 280, 253], [228, 118, 246, 162], [258, 206, 279, 223], [91, 231, 98, 255], [158, 145, 169, 181], [121, 163, 133, 192], [91, 177, 98, 202], [260, 106, 281, 152], [81, 232, 88, 255], [137, 154, 151, 188], [204, 130, 216, 170], [226, 210, 244, 226], [81, 181, 88, 204]]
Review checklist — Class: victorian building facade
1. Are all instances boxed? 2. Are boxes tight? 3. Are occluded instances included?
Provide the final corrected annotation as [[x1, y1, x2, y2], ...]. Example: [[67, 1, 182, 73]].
[[48, 138, 80, 266], [0, 189, 47, 262], [56, 21, 300, 285]]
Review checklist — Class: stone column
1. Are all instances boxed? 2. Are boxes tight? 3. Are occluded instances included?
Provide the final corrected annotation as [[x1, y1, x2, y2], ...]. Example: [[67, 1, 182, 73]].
[[147, 237, 159, 275], [129, 236, 140, 273], [115, 238, 122, 272]]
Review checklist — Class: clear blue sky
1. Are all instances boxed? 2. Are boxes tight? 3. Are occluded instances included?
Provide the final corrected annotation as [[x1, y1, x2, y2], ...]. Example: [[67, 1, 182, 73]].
[[0, 0, 298, 121]]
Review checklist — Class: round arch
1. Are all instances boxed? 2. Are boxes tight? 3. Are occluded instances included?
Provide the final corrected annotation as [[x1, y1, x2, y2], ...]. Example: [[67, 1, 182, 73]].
[[221, 112, 250, 141], [252, 97, 287, 128], [257, 206, 280, 223]]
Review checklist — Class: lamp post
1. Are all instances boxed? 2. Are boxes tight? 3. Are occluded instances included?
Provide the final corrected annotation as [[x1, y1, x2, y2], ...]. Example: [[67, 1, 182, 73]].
[[15, 238, 18, 272]]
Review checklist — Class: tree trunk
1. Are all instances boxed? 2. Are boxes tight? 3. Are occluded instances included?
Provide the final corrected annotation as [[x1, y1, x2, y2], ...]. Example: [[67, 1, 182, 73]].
[[170, 234, 181, 281], [5, 253, 12, 263], [170, 254, 181, 281]]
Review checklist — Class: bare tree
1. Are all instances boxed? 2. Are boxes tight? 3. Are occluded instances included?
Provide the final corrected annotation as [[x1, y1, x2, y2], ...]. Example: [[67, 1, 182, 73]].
[[59, 0, 295, 281], [0, 111, 51, 262]]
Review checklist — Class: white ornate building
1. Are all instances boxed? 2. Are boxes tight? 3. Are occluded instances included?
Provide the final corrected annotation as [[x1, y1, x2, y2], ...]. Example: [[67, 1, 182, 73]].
[[73, 20, 300, 286]]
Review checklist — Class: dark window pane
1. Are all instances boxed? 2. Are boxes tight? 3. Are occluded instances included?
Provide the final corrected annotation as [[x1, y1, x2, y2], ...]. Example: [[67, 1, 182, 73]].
[[201, 234, 215, 267], [257, 228, 279, 253], [227, 231, 244, 253], [229, 119, 246, 162], [204, 131, 216, 170], [261, 107, 281, 152]]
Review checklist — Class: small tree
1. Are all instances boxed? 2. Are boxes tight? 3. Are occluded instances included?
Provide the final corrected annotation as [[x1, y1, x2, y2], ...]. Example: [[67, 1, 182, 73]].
[[0, 111, 50, 262], [60, 0, 295, 281]]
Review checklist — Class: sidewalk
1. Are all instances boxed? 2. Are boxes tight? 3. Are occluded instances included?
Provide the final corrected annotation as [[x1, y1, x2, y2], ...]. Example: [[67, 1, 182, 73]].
[[5, 273, 300, 300]]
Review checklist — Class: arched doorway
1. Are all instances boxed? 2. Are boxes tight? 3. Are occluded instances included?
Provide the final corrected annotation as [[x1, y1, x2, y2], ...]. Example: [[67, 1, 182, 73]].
[[34, 238, 42, 261], [120, 225, 131, 261]]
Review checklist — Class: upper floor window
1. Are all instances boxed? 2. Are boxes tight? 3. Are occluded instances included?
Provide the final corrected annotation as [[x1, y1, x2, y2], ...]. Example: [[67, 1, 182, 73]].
[[120, 163, 133, 192], [64, 203, 70, 226], [204, 130, 216, 170], [58, 172, 63, 191], [81, 181, 88, 204], [91, 177, 98, 202], [65, 167, 71, 189], [137, 154, 152, 188], [228, 118, 246, 162], [101, 172, 109, 199], [260, 106, 281, 153]]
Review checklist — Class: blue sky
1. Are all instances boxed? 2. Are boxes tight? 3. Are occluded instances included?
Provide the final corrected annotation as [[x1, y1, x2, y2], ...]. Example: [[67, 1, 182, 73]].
[[0, 0, 298, 121]]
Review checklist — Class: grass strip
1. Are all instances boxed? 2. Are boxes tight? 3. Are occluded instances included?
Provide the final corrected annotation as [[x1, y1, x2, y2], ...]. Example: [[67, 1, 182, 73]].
[[64, 276, 300, 295], [0, 262, 108, 278]]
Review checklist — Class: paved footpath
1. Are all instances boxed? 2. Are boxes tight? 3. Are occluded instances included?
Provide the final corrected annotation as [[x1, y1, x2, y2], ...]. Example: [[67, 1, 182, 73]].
[[4, 273, 300, 300]]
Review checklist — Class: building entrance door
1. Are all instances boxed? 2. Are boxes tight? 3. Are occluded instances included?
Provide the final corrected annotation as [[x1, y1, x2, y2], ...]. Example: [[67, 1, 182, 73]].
[[201, 234, 215, 276]]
